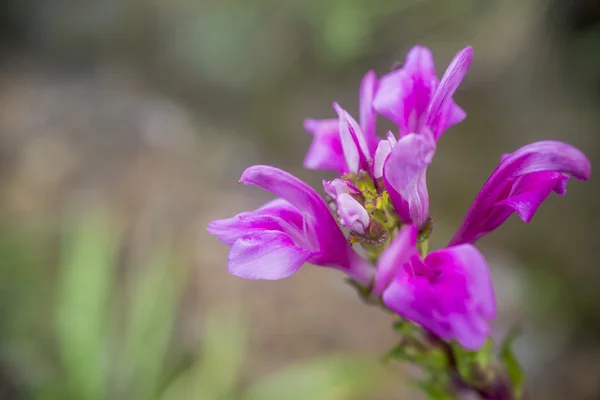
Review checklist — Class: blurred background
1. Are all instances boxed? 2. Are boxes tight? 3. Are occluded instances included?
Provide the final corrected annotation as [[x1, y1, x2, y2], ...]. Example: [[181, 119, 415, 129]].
[[0, 0, 598, 399]]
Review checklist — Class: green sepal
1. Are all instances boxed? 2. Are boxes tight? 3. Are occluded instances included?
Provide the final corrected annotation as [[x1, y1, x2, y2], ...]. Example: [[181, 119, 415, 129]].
[[384, 321, 449, 373], [409, 377, 455, 400], [452, 339, 495, 389]]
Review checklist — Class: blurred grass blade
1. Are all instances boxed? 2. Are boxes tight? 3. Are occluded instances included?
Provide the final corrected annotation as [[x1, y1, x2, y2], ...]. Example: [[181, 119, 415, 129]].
[[243, 355, 389, 400], [55, 211, 120, 400], [161, 310, 246, 400], [121, 244, 189, 399]]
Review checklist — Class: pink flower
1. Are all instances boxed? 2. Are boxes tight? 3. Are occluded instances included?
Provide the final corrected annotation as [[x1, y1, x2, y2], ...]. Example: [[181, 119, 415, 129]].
[[449, 141, 591, 246], [303, 71, 379, 173], [375, 225, 496, 350], [376, 46, 473, 228], [373, 45, 471, 140], [207, 165, 372, 284]]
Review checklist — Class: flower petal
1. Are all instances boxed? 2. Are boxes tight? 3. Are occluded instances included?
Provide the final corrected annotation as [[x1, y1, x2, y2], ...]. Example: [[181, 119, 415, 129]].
[[303, 118, 346, 173], [449, 141, 591, 245], [337, 193, 370, 234], [334, 103, 372, 173], [373, 137, 393, 179], [373, 46, 437, 135], [495, 172, 569, 223], [359, 70, 379, 153], [373, 224, 418, 296], [382, 264, 453, 340], [425, 245, 496, 321], [207, 198, 304, 246], [426, 46, 472, 140], [323, 178, 360, 199], [240, 165, 372, 284], [228, 230, 317, 280], [383, 133, 435, 228]]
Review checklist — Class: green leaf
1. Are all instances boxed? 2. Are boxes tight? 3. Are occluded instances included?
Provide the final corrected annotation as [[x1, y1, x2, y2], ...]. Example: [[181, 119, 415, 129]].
[[499, 331, 524, 398], [160, 310, 246, 400], [410, 377, 454, 400], [244, 355, 389, 400], [55, 211, 120, 400], [117, 243, 189, 399]]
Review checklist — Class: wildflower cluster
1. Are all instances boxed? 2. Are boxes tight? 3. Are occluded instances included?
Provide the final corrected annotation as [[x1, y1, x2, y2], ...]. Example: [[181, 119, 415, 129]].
[[207, 46, 590, 399]]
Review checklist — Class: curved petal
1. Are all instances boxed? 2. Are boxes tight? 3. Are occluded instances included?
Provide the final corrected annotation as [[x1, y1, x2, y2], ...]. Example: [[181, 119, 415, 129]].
[[373, 224, 418, 296], [240, 165, 372, 284], [334, 103, 372, 173], [373, 46, 437, 135], [383, 133, 435, 228], [426, 46, 472, 140], [359, 70, 379, 153], [449, 141, 591, 246], [383, 244, 495, 350], [373, 137, 393, 179], [425, 244, 496, 321], [228, 230, 317, 280], [207, 198, 304, 246], [495, 172, 568, 223], [323, 178, 360, 199], [382, 268, 453, 340], [303, 118, 346, 173], [337, 193, 370, 234]]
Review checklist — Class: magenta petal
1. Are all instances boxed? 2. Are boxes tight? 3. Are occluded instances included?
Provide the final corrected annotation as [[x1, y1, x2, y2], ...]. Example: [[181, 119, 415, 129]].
[[334, 103, 372, 173], [372, 68, 412, 132], [303, 118, 346, 173], [449, 141, 591, 246], [373, 46, 437, 135], [337, 193, 370, 234], [373, 225, 418, 296], [240, 165, 372, 284], [228, 230, 317, 280], [323, 178, 360, 199], [373, 137, 393, 179], [383, 133, 435, 228], [495, 172, 569, 223], [426, 47, 473, 140], [359, 70, 379, 153], [425, 245, 496, 322], [383, 244, 495, 350], [382, 266, 453, 340], [207, 198, 304, 246]]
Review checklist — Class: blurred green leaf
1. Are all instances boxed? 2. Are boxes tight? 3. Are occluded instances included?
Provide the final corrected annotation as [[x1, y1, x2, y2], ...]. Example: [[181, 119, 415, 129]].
[[411, 377, 454, 400], [117, 243, 189, 399], [499, 331, 524, 398], [244, 355, 388, 400], [55, 211, 120, 400], [161, 310, 246, 400]]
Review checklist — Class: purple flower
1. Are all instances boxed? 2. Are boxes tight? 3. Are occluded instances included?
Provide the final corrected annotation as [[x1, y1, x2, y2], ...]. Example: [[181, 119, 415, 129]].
[[375, 225, 496, 350], [449, 141, 591, 246], [303, 71, 379, 173], [371, 47, 472, 228], [373, 45, 471, 140], [382, 132, 436, 228], [207, 165, 373, 284]]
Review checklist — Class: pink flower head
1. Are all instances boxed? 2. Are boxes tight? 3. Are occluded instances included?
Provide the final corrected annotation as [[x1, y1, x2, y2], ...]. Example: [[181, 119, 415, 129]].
[[375, 225, 496, 350], [207, 166, 372, 285], [449, 141, 591, 246], [374, 47, 472, 228], [373, 46, 472, 140], [303, 71, 379, 173]]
